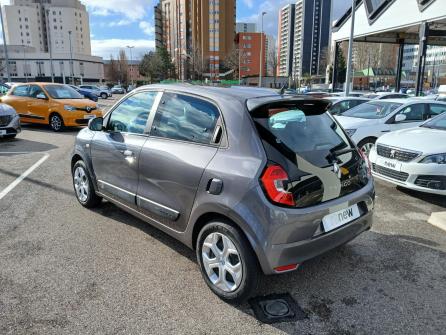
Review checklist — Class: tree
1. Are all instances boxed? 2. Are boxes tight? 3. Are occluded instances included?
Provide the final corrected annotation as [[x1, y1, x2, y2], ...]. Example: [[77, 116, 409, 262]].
[[222, 47, 239, 80], [139, 51, 163, 83], [157, 46, 175, 79], [118, 49, 129, 85], [267, 43, 278, 85], [107, 54, 120, 83], [337, 46, 347, 84]]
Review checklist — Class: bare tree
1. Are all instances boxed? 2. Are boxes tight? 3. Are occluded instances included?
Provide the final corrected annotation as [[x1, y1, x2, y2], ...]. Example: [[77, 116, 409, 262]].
[[267, 43, 278, 85], [118, 49, 129, 85], [223, 47, 240, 80]]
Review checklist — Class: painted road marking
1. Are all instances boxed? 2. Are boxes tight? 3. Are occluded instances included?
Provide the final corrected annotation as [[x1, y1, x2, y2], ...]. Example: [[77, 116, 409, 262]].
[[0, 153, 50, 200]]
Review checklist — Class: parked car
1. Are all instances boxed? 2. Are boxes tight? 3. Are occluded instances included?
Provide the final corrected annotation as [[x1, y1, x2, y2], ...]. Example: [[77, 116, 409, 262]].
[[335, 99, 446, 155], [0, 83, 10, 96], [369, 112, 446, 195], [79, 85, 111, 99], [325, 97, 370, 115], [69, 85, 98, 102], [0, 103, 20, 138], [1, 83, 102, 131], [71, 85, 375, 302], [111, 85, 125, 94], [363, 92, 409, 100]]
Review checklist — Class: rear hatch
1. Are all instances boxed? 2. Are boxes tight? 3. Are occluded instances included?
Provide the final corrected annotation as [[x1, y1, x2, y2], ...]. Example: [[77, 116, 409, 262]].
[[248, 98, 370, 208]]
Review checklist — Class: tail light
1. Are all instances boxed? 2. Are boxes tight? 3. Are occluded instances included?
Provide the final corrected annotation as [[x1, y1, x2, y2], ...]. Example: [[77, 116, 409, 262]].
[[260, 165, 295, 206], [358, 149, 371, 176]]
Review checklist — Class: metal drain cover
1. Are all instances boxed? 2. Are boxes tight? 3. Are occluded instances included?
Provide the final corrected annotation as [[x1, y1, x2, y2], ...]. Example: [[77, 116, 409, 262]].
[[249, 293, 306, 324]]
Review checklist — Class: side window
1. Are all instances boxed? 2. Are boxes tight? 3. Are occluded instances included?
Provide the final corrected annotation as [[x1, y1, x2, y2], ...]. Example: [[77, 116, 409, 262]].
[[397, 104, 425, 122], [429, 104, 446, 118], [29, 85, 45, 98], [151, 93, 220, 145], [108, 91, 158, 134], [12, 85, 29, 97]]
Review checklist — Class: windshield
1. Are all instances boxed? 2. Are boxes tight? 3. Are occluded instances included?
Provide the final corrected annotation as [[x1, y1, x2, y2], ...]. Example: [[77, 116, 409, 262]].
[[421, 112, 446, 130], [342, 101, 402, 119], [45, 85, 84, 99]]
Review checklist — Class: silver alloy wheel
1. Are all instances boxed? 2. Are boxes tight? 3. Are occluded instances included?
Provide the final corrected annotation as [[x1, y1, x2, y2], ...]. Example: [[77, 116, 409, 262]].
[[202, 232, 242, 292], [361, 142, 374, 156], [73, 166, 89, 203], [51, 115, 62, 131]]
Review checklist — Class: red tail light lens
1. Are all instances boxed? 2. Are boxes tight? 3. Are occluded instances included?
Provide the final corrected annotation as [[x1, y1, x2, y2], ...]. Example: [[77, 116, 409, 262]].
[[260, 165, 295, 206]]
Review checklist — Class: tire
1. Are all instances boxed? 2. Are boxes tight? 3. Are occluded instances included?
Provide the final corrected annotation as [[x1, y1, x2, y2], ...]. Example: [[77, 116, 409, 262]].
[[196, 220, 260, 303], [2, 134, 16, 139], [101, 92, 108, 99], [49, 113, 64, 132], [358, 137, 376, 157], [72, 160, 102, 208]]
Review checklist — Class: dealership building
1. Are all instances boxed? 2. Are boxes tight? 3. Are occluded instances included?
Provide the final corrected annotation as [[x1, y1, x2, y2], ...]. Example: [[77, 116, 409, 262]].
[[331, 0, 446, 94]]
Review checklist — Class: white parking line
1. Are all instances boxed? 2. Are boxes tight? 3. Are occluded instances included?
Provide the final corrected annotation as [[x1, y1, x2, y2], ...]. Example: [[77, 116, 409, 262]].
[[0, 153, 50, 200]]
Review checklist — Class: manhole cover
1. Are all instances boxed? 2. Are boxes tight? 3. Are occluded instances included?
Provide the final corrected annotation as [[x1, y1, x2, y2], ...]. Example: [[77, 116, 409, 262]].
[[249, 293, 306, 324]]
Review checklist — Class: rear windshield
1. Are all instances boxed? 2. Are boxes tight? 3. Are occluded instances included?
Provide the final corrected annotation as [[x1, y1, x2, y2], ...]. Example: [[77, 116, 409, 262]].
[[342, 101, 402, 119], [45, 85, 84, 99]]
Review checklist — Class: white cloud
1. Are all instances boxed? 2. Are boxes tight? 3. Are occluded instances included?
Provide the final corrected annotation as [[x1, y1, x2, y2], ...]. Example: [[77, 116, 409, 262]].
[[82, 0, 150, 21], [139, 21, 155, 36], [108, 19, 132, 27], [243, 0, 254, 9], [91, 39, 155, 60]]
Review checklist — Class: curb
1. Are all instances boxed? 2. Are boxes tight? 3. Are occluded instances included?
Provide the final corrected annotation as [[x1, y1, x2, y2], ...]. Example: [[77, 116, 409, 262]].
[[428, 212, 446, 232]]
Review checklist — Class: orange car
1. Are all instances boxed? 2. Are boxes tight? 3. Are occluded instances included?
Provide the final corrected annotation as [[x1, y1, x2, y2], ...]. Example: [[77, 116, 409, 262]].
[[1, 82, 102, 131]]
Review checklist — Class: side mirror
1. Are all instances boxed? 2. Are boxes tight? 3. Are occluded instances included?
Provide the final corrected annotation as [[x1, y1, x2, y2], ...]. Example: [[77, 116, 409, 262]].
[[36, 93, 47, 100], [88, 117, 104, 131], [394, 114, 407, 123]]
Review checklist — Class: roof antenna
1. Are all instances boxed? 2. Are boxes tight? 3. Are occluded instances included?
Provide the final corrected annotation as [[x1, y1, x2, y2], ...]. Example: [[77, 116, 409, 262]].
[[279, 85, 286, 95]]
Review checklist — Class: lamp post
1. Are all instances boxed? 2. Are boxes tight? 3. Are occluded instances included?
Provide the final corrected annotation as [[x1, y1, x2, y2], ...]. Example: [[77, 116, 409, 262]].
[[259, 11, 267, 87], [345, 0, 356, 96], [0, 4, 11, 82], [46, 9, 54, 83], [68, 30, 74, 85], [126, 45, 134, 86], [22, 44, 28, 82]]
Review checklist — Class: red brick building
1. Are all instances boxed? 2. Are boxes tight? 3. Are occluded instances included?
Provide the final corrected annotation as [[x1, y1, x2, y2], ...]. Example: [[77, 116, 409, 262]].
[[236, 32, 266, 78]]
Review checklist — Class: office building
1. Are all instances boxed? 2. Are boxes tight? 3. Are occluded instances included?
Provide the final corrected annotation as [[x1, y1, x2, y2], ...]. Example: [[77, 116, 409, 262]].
[[1, 0, 103, 83], [154, 0, 236, 80], [236, 32, 266, 78], [236, 22, 256, 33]]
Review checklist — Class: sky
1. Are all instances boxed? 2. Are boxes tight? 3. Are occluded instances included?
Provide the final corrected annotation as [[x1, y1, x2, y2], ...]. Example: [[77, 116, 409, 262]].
[[0, 0, 351, 60]]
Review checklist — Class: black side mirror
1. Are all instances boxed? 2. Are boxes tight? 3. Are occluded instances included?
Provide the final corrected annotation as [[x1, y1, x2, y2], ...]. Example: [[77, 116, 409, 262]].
[[88, 117, 104, 131]]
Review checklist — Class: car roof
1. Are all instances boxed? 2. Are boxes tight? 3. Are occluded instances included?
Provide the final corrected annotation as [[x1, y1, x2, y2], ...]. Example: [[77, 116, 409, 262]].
[[324, 96, 369, 102]]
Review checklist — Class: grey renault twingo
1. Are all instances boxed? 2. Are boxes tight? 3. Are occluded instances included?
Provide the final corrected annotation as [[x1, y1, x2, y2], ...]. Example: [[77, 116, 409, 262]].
[[71, 85, 374, 302]]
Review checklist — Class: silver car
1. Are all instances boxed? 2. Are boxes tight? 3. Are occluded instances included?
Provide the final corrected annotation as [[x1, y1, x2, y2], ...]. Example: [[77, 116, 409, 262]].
[[71, 85, 375, 302], [0, 103, 20, 139]]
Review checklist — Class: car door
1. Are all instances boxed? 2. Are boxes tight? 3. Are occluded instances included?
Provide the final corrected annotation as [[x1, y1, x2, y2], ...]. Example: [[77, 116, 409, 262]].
[[389, 103, 427, 132], [90, 90, 161, 206], [4, 85, 30, 118], [27, 84, 50, 123], [137, 92, 222, 232]]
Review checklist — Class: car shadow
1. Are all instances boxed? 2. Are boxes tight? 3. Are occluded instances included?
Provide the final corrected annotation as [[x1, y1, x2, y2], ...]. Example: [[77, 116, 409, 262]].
[[396, 186, 446, 208], [89, 201, 446, 334], [20, 123, 84, 134], [0, 138, 58, 152]]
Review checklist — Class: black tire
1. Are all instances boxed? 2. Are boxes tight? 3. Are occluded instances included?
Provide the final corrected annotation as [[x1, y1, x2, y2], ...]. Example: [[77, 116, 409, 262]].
[[196, 220, 260, 303], [2, 134, 16, 139], [357, 137, 376, 157], [72, 160, 102, 208], [101, 92, 108, 99], [49, 113, 64, 132]]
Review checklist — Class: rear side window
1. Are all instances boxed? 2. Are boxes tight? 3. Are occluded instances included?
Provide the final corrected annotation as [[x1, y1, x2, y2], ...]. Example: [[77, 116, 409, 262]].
[[397, 103, 426, 121], [151, 93, 220, 145], [12, 85, 29, 97], [429, 104, 446, 117]]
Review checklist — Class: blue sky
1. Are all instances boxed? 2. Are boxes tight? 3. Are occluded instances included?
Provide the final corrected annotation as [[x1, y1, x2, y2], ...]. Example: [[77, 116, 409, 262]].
[[0, 0, 350, 59]]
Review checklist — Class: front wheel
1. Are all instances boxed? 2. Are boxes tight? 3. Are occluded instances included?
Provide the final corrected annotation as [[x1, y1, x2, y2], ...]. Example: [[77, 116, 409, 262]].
[[358, 137, 376, 157], [50, 113, 64, 132], [72, 160, 102, 208], [196, 221, 260, 303], [101, 93, 108, 99]]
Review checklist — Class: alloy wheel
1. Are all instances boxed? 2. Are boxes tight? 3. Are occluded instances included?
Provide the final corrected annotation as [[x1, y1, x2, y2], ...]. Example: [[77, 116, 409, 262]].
[[51, 115, 62, 131], [201, 232, 242, 292], [73, 166, 89, 202], [361, 142, 374, 157]]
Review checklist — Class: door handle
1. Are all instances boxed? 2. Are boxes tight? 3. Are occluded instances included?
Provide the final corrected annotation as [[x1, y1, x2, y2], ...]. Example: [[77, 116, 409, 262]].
[[381, 130, 390, 133]]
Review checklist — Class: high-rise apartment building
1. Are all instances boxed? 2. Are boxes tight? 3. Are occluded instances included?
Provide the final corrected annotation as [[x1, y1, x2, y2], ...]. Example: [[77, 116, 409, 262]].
[[155, 0, 236, 80], [277, 0, 332, 79], [277, 4, 295, 77], [1, 0, 103, 83], [236, 22, 256, 33]]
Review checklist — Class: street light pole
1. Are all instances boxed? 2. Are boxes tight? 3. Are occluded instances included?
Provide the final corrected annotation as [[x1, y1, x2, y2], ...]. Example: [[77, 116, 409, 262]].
[[259, 11, 267, 87], [126, 45, 134, 86], [68, 30, 74, 85], [46, 9, 54, 83], [22, 44, 28, 82], [345, 0, 356, 96], [0, 4, 11, 82]]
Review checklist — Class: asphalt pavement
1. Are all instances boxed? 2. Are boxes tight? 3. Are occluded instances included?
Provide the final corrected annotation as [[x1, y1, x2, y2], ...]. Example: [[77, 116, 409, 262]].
[[0, 123, 445, 335]]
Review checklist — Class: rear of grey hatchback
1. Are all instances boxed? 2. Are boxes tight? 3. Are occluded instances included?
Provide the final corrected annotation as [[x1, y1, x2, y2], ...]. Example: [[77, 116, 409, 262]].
[[71, 86, 374, 303]]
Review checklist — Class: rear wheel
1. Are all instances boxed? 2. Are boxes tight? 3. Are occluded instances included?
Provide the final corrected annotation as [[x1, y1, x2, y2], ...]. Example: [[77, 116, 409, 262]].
[[358, 137, 376, 157], [101, 92, 108, 99], [72, 160, 102, 208], [49, 113, 64, 132], [197, 221, 260, 303]]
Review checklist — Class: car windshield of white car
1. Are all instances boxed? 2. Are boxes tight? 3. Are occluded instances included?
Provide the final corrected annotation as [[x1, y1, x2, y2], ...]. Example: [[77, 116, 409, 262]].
[[421, 113, 446, 130], [342, 102, 402, 119]]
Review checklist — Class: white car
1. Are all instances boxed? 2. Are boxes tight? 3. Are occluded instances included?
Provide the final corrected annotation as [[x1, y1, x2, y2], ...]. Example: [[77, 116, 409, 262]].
[[369, 112, 446, 195], [335, 99, 446, 155]]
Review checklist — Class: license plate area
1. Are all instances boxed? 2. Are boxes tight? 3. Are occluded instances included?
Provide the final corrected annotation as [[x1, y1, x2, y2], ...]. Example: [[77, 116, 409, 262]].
[[322, 204, 361, 233], [83, 114, 96, 119], [0, 129, 6, 135], [376, 156, 402, 171]]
